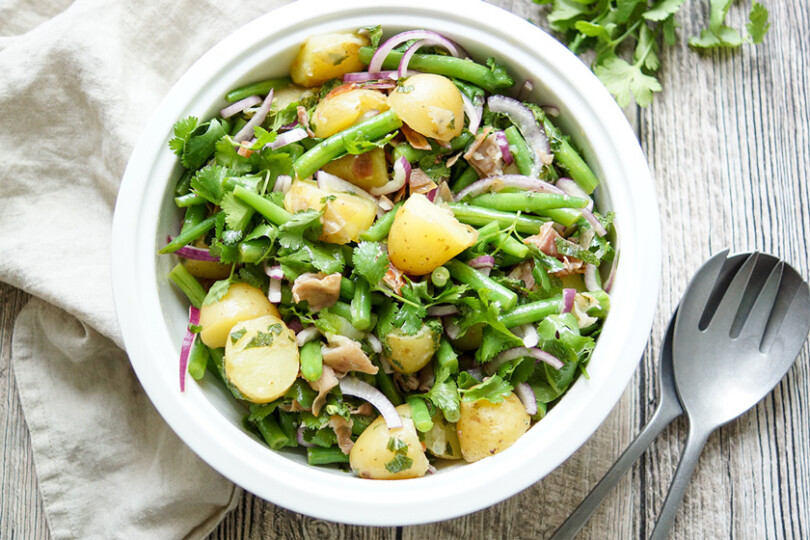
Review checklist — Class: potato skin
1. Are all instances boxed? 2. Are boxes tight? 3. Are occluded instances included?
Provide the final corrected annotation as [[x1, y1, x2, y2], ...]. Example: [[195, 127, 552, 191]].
[[387, 74, 464, 141], [322, 147, 389, 190], [312, 87, 389, 138], [284, 179, 377, 244], [290, 32, 369, 87], [224, 315, 299, 403], [387, 194, 478, 275], [349, 404, 429, 479], [456, 392, 531, 463], [385, 323, 440, 374], [199, 283, 280, 349]]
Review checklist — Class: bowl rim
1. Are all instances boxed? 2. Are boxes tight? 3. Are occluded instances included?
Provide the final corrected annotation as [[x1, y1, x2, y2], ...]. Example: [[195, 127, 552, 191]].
[[111, 0, 660, 526]]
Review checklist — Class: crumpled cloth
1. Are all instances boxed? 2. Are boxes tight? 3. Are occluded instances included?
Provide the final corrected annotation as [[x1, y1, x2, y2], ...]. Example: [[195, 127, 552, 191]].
[[0, 0, 289, 538]]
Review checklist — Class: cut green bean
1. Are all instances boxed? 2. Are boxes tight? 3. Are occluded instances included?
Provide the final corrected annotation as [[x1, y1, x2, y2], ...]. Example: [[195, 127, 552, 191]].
[[225, 77, 292, 103], [340, 276, 355, 300], [181, 205, 208, 235], [307, 446, 350, 465], [206, 347, 225, 384], [406, 396, 434, 432], [447, 203, 547, 235], [358, 47, 513, 93], [187, 337, 209, 380], [504, 126, 534, 177], [300, 340, 323, 382], [277, 411, 299, 447], [539, 208, 582, 227], [168, 263, 206, 308], [255, 414, 289, 450], [175, 193, 207, 208], [350, 278, 372, 331], [359, 202, 403, 242], [469, 192, 588, 213], [543, 117, 599, 194], [499, 296, 562, 327], [431, 266, 450, 287], [451, 165, 480, 193], [330, 300, 353, 321], [160, 213, 219, 254], [475, 222, 501, 245], [436, 338, 459, 375], [233, 185, 292, 225], [531, 263, 552, 292], [374, 358, 403, 406], [294, 110, 402, 180], [238, 238, 271, 264], [446, 260, 518, 311], [495, 232, 529, 260], [391, 132, 473, 164]]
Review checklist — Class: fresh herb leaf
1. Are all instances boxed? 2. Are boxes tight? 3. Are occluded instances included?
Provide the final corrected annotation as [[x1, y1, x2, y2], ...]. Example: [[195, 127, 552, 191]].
[[169, 116, 198, 157], [363, 25, 384, 48], [202, 279, 231, 306], [244, 323, 282, 349], [384, 453, 413, 474], [387, 436, 409, 454], [458, 374, 513, 404], [644, 0, 686, 22], [424, 379, 461, 423], [746, 2, 770, 44], [191, 165, 229, 204], [352, 241, 390, 287], [230, 328, 247, 344], [593, 56, 662, 108], [278, 209, 323, 250], [220, 191, 254, 231], [182, 119, 229, 170]]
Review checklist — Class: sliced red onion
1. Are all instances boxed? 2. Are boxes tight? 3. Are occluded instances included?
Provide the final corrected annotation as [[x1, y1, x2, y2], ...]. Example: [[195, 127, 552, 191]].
[[343, 70, 398, 82], [495, 131, 513, 165], [287, 318, 303, 334], [366, 333, 383, 354], [296, 425, 315, 448], [603, 253, 618, 293], [580, 207, 608, 237], [264, 264, 284, 280], [562, 288, 576, 314], [234, 89, 274, 142], [495, 346, 564, 370], [267, 127, 308, 150], [427, 304, 459, 317], [517, 79, 534, 101], [369, 30, 460, 74], [273, 175, 292, 193], [425, 188, 438, 202], [518, 323, 539, 348], [359, 81, 398, 90], [316, 171, 376, 201], [487, 95, 552, 176], [179, 306, 201, 392], [267, 278, 282, 303], [220, 95, 262, 119], [556, 177, 592, 210], [370, 156, 410, 196], [515, 382, 538, 415], [468, 255, 495, 269], [444, 320, 462, 340], [379, 355, 394, 374], [296, 326, 320, 347], [454, 174, 565, 202], [461, 92, 482, 136], [584, 264, 601, 291], [339, 376, 402, 430], [172, 241, 220, 262]]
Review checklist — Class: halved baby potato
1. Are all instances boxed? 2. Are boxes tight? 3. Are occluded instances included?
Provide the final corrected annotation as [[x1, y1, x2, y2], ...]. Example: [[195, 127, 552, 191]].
[[321, 147, 389, 191], [349, 404, 429, 479], [387, 73, 464, 142], [312, 87, 389, 138], [290, 32, 369, 87], [385, 323, 440, 374], [423, 412, 462, 460], [224, 315, 299, 403], [456, 392, 530, 463], [199, 283, 280, 349]]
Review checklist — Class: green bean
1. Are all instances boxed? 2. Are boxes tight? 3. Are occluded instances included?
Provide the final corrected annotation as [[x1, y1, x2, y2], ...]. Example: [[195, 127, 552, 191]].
[[450, 165, 480, 193], [206, 347, 225, 384], [475, 222, 501, 245], [286, 379, 317, 409], [586, 289, 610, 318], [543, 117, 599, 194], [391, 132, 473, 163], [307, 446, 350, 465], [299, 340, 323, 382], [406, 396, 434, 432], [539, 208, 582, 227], [445, 260, 518, 311], [174, 169, 193, 197], [168, 263, 206, 308], [232, 185, 292, 225], [181, 205, 208, 235], [531, 263, 552, 292], [359, 202, 403, 242], [358, 48, 513, 93], [330, 300, 353, 321], [175, 193, 207, 208], [374, 358, 403, 406], [499, 296, 562, 327], [351, 278, 372, 331], [255, 414, 289, 450], [504, 126, 534, 177], [159, 213, 219, 254], [351, 414, 374, 436], [495, 232, 529, 260], [431, 266, 450, 287], [469, 192, 588, 213], [238, 238, 271, 264], [187, 338, 209, 380], [339, 276, 355, 300], [294, 110, 402, 180], [436, 338, 459, 375], [447, 203, 547, 235], [277, 411, 299, 447], [224, 77, 292, 103]]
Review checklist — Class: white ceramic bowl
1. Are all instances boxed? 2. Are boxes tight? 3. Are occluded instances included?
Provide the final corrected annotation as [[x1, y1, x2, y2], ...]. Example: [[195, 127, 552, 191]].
[[112, 0, 660, 526]]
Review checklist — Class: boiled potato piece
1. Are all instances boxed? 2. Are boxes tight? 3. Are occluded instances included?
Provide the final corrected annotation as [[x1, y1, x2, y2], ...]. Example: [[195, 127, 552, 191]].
[[284, 178, 376, 244], [385, 323, 440, 374], [224, 315, 299, 403], [290, 32, 369, 87], [182, 258, 231, 280], [388, 74, 464, 142], [388, 194, 478, 275], [349, 404, 429, 479], [312, 87, 389, 138], [423, 412, 462, 460], [322, 147, 388, 190], [199, 283, 280, 348], [456, 392, 530, 463], [272, 84, 315, 111]]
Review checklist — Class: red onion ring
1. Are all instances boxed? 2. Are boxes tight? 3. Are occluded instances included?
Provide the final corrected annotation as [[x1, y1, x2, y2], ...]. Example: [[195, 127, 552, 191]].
[[366, 333, 383, 354], [286, 318, 303, 334], [517, 323, 539, 348], [296, 326, 320, 347], [515, 382, 538, 415], [317, 171, 376, 201], [468, 255, 495, 269], [272, 175, 292, 193], [267, 127, 308, 150], [454, 174, 565, 202], [444, 320, 462, 341], [584, 264, 601, 291], [487, 95, 552, 176], [556, 177, 592, 210], [603, 253, 618, 293], [427, 304, 459, 317], [234, 89, 274, 142], [369, 30, 461, 74], [173, 242, 220, 262], [580, 207, 608, 237], [220, 95, 262, 119], [370, 156, 410, 195], [343, 70, 399, 82], [179, 306, 201, 392], [561, 288, 576, 314], [460, 92, 482, 136], [495, 346, 564, 370], [296, 425, 315, 448], [495, 131, 513, 165], [339, 376, 402, 429]]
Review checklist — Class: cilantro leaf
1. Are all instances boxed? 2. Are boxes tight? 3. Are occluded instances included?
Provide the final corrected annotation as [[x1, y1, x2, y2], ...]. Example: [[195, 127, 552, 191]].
[[593, 56, 662, 108], [425, 379, 461, 423], [244, 323, 282, 349], [352, 242, 389, 287], [343, 131, 398, 155], [202, 279, 231, 306], [190, 165, 228, 204], [384, 453, 414, 474], [182, 119, 229, 170], [169, 116, 198, 157], [220, 191, 254, 231], [363, 25, 384, 48], [643, 0, 686, 22], [458, 375, 513, 404], [746, 2, 769, 44], [278, 210, 323, 250]]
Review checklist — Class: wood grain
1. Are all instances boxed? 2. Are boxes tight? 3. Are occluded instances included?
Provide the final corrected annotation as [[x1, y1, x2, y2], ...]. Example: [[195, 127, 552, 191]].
[[2, 0, 809, 539]]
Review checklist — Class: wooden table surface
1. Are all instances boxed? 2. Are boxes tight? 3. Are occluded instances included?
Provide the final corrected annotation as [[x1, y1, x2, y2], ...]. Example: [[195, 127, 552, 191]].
[[2, 1, 809, 538]]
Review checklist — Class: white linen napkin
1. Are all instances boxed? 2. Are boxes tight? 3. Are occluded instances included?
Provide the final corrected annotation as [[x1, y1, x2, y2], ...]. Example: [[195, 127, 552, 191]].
[[1, 1, 290, 537]]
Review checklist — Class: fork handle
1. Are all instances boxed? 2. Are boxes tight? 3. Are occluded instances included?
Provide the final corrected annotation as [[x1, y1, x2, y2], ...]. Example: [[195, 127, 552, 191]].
[[549, 400, 682, 540], [649, 425, 711, 540]]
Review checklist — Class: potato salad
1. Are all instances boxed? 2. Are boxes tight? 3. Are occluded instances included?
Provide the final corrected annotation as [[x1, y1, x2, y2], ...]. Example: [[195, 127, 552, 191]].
[[161, 26, 617, 479]]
